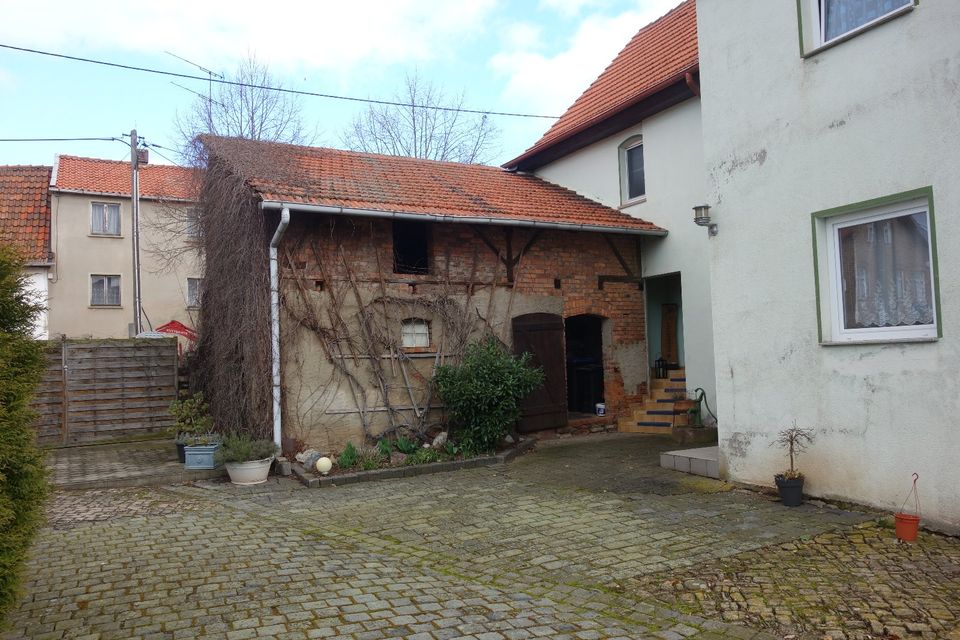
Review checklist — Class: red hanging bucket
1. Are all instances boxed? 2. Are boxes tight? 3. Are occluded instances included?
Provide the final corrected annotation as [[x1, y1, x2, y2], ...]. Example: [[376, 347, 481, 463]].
[[894, 472, 921, 543]]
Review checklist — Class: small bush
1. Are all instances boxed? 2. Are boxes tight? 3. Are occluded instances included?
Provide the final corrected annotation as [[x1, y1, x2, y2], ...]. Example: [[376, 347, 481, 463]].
[[434, 335, 544, 453], [404, 447, 442, 466], [337, 442, 359, 469], [394, 435, 419, 455], [214, 433, 276, 464], [169, 393, 214, 444], [376, 438, 393, 458], [0, 246, 49, 621]]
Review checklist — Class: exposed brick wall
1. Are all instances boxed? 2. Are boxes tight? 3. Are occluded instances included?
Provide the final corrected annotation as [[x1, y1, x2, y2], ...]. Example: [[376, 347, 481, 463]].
[[280, 214, 648, 448]]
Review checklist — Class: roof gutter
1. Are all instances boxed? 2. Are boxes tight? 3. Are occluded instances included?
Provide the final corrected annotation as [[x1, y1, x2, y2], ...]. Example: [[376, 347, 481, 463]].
[[268, 207, 290, 451], [259, 200, 667, 237]]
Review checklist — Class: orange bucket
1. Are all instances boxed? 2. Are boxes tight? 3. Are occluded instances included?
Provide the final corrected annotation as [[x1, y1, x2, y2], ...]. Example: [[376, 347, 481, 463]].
[[894, 512, 920, 542]]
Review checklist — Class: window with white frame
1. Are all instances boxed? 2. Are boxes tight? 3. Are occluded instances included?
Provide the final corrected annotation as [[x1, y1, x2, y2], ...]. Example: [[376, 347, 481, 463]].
[[815, 193, 938, 343], [185, 207, 201, 239], [91, 202, 121, 236], [187, 277, 202, 308], [619, 135, 645, 203], [799, 0, 913, 53], [90, 274, 121, 306], [400, 318, 430, 348]]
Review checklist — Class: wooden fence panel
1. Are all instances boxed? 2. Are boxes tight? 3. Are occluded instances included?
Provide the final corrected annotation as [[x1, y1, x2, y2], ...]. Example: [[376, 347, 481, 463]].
[[32, 338, 178, 446]]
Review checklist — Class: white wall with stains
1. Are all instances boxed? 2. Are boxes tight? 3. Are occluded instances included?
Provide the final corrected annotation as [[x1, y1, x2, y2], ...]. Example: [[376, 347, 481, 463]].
[[698, 0, 960, 531], [534, 98, 718, 413]]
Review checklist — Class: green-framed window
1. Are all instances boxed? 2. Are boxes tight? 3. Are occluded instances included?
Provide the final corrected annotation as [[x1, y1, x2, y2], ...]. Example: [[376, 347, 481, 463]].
[[811, 187, 941, 343]]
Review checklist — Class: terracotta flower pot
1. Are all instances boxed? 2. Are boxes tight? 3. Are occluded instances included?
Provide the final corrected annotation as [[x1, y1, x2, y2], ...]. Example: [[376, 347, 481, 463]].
[[894, 512, 920, 542]]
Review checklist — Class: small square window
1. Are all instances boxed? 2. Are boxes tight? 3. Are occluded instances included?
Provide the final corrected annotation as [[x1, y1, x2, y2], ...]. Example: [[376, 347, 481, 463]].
[[91, 274, 121, 306], [187, 277, 202, 308], [814, 191, 938, 343], [91, 202, 121, 236], [401, 319, 430, 348]]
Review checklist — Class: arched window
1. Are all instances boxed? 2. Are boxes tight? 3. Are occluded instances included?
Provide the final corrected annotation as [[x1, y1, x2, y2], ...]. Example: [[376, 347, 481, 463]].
[[401, 318, 431, 348], [619, 135, 645, 204]]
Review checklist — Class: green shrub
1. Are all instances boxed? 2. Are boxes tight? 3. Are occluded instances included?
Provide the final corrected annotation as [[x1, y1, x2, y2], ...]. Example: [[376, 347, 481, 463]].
[[404, 447, 442, 466], [337, 442, 359, 469], [434, 336, 544, 453], [393, 435, 419, 455], [169, 393, 214, 444], [0, 246, 48, 621], [376, 438, 393, 458], [214, 432, 276, 464]]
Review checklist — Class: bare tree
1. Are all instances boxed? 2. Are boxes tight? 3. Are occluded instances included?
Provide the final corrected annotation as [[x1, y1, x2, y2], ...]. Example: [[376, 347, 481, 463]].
[[342, 72, 499, 164], [174, 53, 314, 160]]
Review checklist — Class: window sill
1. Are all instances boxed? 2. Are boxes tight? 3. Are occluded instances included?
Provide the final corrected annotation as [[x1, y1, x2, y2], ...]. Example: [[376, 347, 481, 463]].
[[802, 4, 914, 59], [619, 196, 647, 210], [89, 305, 123, 309], [399, 349, 438, 357], [820, 336, 938, 347], [88, 233, 124, 239]]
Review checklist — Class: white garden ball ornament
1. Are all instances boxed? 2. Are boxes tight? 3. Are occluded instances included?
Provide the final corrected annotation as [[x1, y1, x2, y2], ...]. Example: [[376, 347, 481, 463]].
[[316, 456, 333, 475]]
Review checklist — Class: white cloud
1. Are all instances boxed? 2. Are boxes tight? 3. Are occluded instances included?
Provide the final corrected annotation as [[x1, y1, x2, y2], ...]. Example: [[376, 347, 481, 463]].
[[0, 67, 16, 91], [1, 0, 498, 74], [538, 0, 605, 18], [492, 0, 681, 117]]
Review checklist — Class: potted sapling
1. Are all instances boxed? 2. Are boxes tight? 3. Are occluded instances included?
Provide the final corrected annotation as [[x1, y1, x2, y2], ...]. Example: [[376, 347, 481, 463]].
[[772, 424, 814, 507]]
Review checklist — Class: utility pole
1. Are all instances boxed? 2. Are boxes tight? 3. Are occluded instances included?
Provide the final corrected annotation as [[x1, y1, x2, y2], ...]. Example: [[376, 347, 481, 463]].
[[130, 129, 143, 336]]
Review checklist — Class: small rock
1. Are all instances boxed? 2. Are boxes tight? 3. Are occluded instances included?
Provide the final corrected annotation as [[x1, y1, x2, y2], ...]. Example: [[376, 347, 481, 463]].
[[391, 452, 408, 465], [431, 432, 448, 449], [295, 448, 321, 464], [503, 434, 515, 445], [422, 442, 431, 449], [274, 456, 292, 476], [303, 452, 322, 471]]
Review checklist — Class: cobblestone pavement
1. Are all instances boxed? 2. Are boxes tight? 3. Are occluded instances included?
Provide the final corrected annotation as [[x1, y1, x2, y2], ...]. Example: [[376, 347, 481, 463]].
[[6, 434, 956, 639], [46, 440, 222, 489]]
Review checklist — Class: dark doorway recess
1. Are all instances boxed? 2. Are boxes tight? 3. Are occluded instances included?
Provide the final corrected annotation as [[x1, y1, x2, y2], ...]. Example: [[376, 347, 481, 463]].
[[512, 313, 567, 432], [565, 314, 604, 416], [393, 220, 430, 274]]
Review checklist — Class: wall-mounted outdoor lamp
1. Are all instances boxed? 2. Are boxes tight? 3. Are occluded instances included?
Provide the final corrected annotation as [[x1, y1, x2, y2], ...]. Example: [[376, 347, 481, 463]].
[[693, 204, 717, 237]]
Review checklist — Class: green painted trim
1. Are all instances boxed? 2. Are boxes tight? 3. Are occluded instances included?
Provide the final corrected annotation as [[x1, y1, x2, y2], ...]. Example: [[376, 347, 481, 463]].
[[795, 0, 807, 57], [810, 186, 941, 342], [799, 1, 915, 60], [810, 213, 823, 342]]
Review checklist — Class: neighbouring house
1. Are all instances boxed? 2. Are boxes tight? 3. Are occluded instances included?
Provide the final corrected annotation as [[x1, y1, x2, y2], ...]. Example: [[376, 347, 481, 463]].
[[198, 136, 666, 450], [697, 0, 960, 531], [504, 0, 718, 434], [0, 165, 53, 339], [47, 155, 201, 339]]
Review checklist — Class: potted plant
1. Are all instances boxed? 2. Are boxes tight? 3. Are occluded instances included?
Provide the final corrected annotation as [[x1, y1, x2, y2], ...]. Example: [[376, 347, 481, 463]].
[[215, 433, 277, 485], [773, 424, 814, 507], [170, 393, 220, 470]]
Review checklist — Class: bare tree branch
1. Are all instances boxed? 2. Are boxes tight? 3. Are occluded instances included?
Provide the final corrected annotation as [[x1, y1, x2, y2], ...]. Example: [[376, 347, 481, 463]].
[[341, 72, 500, 165]]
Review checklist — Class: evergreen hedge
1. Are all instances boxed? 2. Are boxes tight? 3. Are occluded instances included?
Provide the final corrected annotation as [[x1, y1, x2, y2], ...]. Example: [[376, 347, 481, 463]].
[[0, 246, 48, 622]]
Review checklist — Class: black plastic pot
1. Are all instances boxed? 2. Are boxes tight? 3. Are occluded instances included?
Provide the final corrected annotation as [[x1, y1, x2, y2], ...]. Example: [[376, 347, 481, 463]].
[[176, 441, 186, 464], [775, 475, 804, 507]]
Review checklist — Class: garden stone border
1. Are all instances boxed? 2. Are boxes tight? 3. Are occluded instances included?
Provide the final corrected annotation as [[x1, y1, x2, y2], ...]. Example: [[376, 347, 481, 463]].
[[291, 437, 536, 488]]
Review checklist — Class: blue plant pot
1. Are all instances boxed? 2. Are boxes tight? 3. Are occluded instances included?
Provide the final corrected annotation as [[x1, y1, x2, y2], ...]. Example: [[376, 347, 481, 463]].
[[184, 443, 220, 470]]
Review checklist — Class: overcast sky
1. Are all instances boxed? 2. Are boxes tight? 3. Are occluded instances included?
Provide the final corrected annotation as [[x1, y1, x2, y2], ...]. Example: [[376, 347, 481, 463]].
[[0, 0, 679, 167]]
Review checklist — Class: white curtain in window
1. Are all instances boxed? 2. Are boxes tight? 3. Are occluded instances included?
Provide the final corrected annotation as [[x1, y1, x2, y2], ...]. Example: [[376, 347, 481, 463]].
[[92, 203, 120, 235], [839, 213, 933, 329], [823, 0, 910, 41]]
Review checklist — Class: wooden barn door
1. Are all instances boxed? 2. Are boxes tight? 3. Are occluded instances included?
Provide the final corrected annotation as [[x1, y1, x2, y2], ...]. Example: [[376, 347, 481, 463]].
[[512, 313, 567, 432]]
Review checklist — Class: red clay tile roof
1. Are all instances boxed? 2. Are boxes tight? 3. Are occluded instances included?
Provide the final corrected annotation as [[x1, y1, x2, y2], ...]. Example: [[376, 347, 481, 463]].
[[0, 165, 52, 262], [506, 0, 697, 169], [53, 155, 197, 201], [205, 137, 666, 235]]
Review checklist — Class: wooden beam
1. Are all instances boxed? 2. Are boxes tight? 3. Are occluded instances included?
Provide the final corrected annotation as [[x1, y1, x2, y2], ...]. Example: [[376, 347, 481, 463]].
[[603, 235, 634, 277], [470, 225, 502, 260], [512, 229, 543, 267]]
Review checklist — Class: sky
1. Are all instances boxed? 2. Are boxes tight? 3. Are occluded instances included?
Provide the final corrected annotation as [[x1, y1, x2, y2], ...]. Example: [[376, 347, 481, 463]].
[[0, 0, 680, 168]]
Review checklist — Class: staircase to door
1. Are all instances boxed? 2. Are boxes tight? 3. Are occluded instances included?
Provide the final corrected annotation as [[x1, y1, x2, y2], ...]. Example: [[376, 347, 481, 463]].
[[618, 368, 688, 434]]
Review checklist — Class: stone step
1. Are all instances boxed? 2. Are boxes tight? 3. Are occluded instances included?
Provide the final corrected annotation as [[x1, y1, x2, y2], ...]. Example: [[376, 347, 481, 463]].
[[637, 420, 672, 427], [619, 423, 672, 434], [660, 446, 719, 479]]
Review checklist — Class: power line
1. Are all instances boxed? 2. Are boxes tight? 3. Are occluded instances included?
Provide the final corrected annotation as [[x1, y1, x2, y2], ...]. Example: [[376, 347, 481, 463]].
[[0, 42, 560, 120], [0, 136, 123, 142]]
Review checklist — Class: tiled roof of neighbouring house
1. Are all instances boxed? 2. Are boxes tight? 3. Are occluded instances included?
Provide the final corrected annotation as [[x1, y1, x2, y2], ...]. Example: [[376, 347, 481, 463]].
[[53, 155, 198, 201], [505, 0, 698, 169], [204, 136, 666, 235], [0, 165, 52, 262]]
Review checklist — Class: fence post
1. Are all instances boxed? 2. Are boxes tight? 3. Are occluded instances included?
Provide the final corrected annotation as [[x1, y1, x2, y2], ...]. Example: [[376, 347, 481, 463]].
[[60, 337, 69, 445]]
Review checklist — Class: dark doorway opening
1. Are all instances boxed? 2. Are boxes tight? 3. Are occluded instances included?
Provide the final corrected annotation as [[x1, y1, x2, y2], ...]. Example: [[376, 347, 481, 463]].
[[393, 220, 430, 274], [565, 314, 604, 416]]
